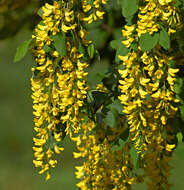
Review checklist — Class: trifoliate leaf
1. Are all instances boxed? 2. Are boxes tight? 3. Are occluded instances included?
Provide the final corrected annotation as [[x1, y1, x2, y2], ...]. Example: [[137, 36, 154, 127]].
[[14, 39, 32, 62], [140, 32, 159, 51]]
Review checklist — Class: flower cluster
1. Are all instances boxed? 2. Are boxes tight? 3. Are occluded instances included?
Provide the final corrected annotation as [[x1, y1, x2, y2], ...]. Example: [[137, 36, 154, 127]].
[[136, 0, 181, 36], [81, 0, 107, 24], [31, 0, 107, 180], [73, 117, 136, 190], [118, 0, 182, 189]]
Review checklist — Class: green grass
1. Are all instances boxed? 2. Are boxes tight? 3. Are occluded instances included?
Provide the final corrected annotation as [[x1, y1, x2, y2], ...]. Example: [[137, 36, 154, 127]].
[[0, 28, 184, 190]]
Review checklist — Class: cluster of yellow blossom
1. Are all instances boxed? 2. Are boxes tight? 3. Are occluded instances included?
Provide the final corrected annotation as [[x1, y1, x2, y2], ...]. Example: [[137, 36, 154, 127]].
[[81, 0, 107, 24], [96, 83, 109, 93], [31, 0, 108, 180], [118, 0, 181, 189], [72, 116, 136, 190], [136, 0, 180, 36]]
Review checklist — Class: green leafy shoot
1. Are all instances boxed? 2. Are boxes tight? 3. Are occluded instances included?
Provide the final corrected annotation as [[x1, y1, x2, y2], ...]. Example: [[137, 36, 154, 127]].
[[14, 39, 32, 63]]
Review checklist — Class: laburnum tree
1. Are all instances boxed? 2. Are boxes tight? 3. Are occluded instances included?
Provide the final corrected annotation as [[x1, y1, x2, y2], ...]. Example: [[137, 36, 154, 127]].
[[11, 0, 184, 189]]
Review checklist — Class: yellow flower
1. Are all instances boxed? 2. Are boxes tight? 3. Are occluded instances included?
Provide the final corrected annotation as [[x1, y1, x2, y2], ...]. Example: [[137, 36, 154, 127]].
[[54, 145, 64, 154], [46, 172, 51, 181]]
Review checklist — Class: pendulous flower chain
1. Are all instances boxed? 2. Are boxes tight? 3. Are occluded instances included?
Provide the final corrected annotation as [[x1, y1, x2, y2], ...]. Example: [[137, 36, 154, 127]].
[[31, 0, 107, 180], [118, 0, 182, 189]]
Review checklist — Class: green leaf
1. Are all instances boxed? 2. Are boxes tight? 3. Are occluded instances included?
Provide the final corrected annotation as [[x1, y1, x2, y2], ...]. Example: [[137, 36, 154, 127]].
[[104, 107, 118, 128], [174, 78, 183, 94], [88, 44, 95, 59], [177, 132, 183, 143], [87, 91, 94, 104], [14, 39, 32, 63], [79, 43, 85, 55], [139, 32, 159, 51], [110, 39, 130, 62], [95, 72, 106, 82], [87, 0, 94, 6], [111, 139, 126, 151], [95, 50, 101, 63], [87, 28, 109, 48], [159, 25, 170, 50], [105, 0, 120, 11], [174, 0, 183, 7], [110, 39, 121, 50], [179, 105, 184, 121], [118, 0, 138, 19], [130, 145, 139, 168], [108, 99, 123, 114], [131, 42, 138, 51], [43, 45, 51, 53], [52, 33, 67, 56], [168, 60, 176, 67], [37, 8, 43, 17]]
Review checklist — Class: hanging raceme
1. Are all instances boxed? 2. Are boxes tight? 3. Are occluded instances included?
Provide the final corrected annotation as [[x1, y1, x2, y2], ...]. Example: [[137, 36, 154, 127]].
[[31, 0, 109, 180], [118, 0, 183, 189], [73, 116, 137, 190]]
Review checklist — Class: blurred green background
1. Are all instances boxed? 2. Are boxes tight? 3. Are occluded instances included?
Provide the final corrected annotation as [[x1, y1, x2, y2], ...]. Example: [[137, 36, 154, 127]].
[[0, 26, 184, 190]]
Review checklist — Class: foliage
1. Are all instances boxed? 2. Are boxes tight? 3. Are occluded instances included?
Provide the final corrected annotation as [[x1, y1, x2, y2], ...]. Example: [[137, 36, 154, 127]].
[[11, 0, 184, 189]]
